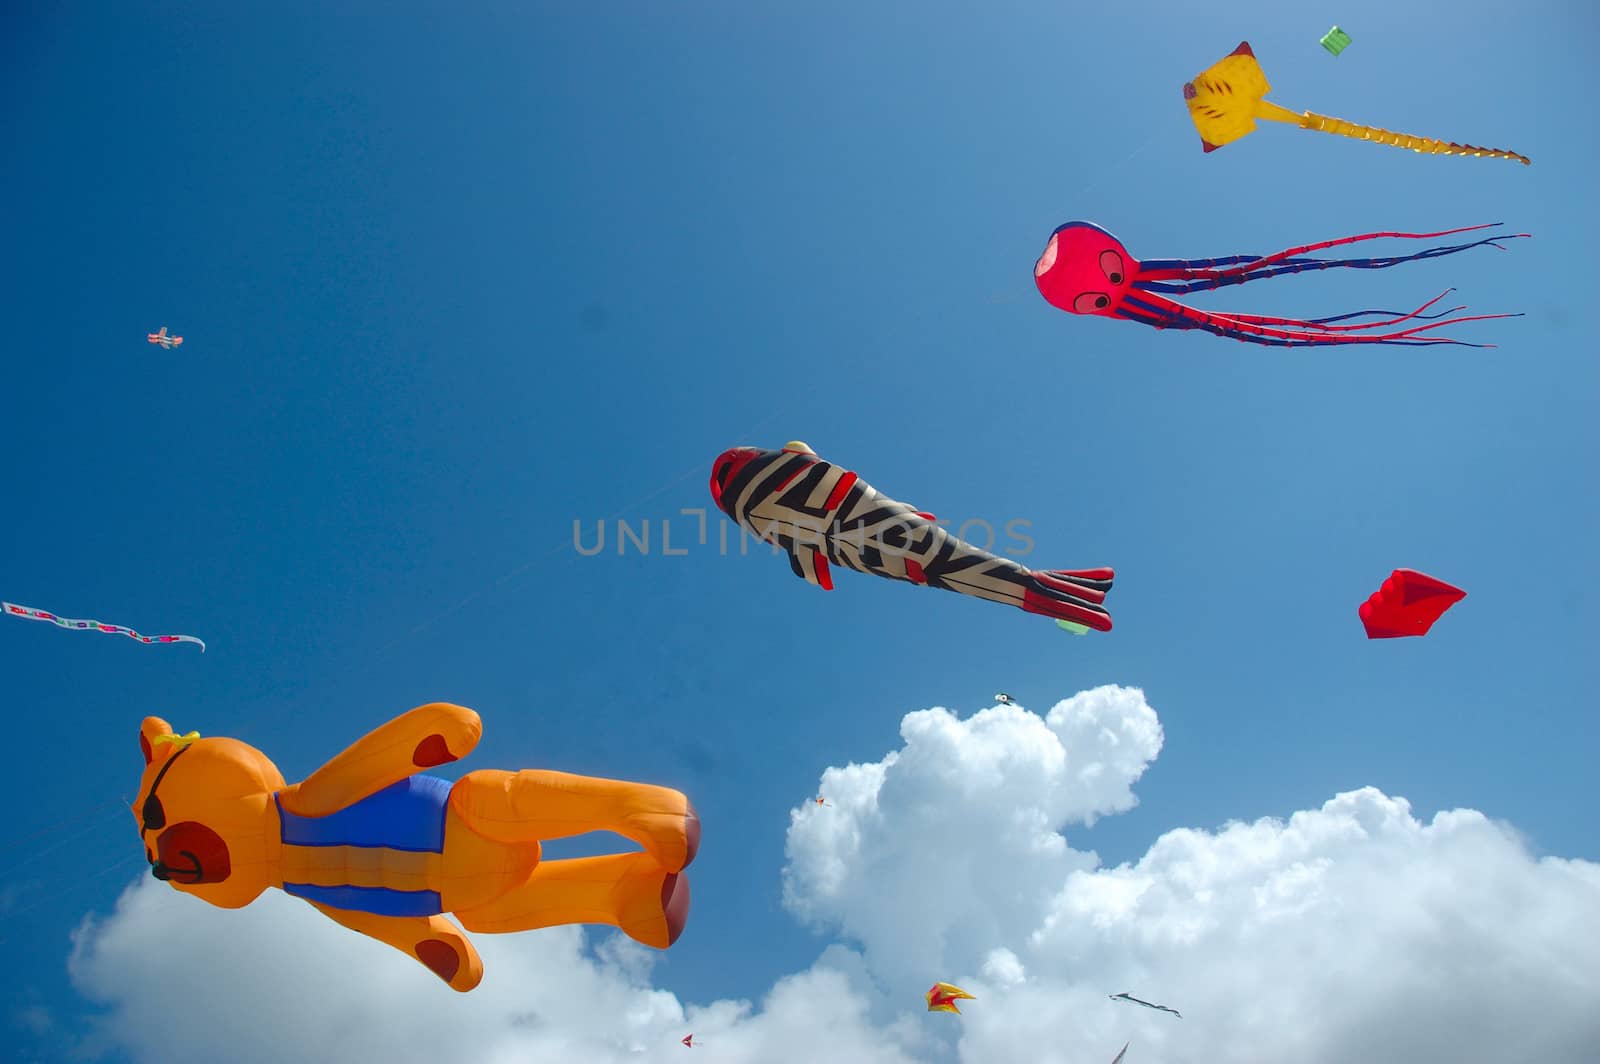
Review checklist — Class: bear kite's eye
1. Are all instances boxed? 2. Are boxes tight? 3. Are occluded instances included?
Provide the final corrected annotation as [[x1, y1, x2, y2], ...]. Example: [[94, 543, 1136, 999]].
[[140, 743, 191, 833], [142, 794, 166, 832]]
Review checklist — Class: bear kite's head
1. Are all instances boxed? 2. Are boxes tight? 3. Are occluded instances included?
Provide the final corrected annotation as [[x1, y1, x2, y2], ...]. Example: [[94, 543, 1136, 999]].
[[133, 717, 286, 909]]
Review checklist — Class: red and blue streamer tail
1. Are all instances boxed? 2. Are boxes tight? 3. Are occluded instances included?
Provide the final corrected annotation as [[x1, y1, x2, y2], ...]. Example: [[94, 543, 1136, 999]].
[[1115, 289, 1522, 347], [1136, 223, 1529, 294], [1120, 224, 1526, 346]]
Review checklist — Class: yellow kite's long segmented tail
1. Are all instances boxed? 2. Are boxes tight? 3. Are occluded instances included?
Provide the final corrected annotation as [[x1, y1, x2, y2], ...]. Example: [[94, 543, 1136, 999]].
[[1294, 109, 1530, 165]]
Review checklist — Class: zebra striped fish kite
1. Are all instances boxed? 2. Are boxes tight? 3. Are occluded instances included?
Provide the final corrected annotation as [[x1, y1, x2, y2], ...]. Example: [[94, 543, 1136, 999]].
[[710, 441, 1114, 633], [1110, 992, 1181, 1019], [4, 601, 206, 651]]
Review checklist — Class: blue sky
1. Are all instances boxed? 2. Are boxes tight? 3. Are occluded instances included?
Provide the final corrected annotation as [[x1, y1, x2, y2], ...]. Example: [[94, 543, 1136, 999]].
[[3, 2, 1596, 1061]]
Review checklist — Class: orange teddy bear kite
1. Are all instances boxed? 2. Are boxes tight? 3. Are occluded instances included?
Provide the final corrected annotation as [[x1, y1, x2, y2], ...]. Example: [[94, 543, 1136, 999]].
[[133, 703, 699, 991]]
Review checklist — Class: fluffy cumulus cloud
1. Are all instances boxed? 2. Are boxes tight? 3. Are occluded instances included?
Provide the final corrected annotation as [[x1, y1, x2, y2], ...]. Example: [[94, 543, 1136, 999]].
[[66, 885, 922, 1064], [783, 687, 1164, 985], [66, 687, 1600, 1063]]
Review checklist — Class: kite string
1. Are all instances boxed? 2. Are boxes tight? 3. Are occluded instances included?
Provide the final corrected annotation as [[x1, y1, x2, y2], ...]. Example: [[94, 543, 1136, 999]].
[[1064, 128, 1162, 203], [368, 403, 795, 655], [990, 129, 1163, 305], [0, 804, 131, 880], [368, 459, 706, 652], [17, 796, 127, 846], [0, 851, 147, 943]]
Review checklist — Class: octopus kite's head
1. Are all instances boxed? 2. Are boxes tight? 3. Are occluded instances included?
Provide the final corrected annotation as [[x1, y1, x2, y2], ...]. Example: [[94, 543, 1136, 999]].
[[133, 716, 285, 909], [1034, 221, 1134, 317], [710, 447, 764, 517]]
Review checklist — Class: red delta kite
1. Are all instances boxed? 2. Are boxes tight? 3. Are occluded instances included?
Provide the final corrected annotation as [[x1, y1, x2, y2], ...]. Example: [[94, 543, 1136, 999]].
[[1359, 569, 1465, 638]]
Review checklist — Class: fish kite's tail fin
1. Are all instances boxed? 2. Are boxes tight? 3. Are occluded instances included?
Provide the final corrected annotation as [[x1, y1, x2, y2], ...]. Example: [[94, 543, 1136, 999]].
[[1291, 108, 1530, 165], [1047, 567, 1115, 593], [1022, 567, 1114, 632]]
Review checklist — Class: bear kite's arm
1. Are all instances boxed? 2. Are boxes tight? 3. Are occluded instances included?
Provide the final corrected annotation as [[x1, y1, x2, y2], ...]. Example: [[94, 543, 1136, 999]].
[[279, 703, 482, 817], [305, 902, 484, 992]]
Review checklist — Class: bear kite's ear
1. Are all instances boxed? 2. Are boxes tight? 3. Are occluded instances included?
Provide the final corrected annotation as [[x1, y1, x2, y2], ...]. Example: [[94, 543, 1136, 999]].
[[140, 717, 176, 765]]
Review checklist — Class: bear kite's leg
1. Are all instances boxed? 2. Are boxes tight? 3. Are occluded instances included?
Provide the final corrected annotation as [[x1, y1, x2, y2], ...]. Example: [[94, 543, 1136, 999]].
[[454, 852, 691, 949], [305, 903, 484, 992], [282, 703, 483, 818], [450, 769, 700, 872]]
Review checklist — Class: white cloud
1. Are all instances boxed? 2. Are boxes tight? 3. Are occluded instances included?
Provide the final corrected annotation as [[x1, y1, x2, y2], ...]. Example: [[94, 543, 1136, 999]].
[[783, 686, 1163, 988], [67, 687, 1600, 1064], [66, 883, 919, 1064]]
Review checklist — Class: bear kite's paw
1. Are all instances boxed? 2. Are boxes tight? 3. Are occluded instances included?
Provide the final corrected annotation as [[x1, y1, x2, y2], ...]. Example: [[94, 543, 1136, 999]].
[[413, 932, 483, 992], [623, 800, 701, 873], [659, 872, 690, 946], [412, 733, 460, 768], [614, 863, 691, 949]]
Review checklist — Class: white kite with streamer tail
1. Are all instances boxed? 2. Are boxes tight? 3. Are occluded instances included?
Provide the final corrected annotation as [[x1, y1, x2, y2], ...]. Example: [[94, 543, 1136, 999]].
[[3, 601, 205, 651]]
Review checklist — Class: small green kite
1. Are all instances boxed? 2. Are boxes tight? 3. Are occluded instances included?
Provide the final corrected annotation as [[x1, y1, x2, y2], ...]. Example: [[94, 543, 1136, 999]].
[[1321, 26, 1352, 56]]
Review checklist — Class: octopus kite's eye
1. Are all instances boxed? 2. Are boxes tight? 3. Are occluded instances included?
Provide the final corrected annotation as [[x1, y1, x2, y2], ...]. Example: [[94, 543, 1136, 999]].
[[1099, 250, 1126, 285], [1072, 292, 1112, 314], [1095, 296, 1109, 308]]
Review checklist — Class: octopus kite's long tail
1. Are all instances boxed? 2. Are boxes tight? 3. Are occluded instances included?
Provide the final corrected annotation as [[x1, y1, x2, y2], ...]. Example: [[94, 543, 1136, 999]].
[[1209, 290, 1510, 335], [1263, 101, 1530, 166], [1138, 223, 1530, 294], [1118, 288, 1522, 347]]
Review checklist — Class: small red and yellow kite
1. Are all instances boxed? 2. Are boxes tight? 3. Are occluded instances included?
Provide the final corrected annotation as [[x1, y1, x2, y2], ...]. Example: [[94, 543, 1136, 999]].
[[926, 982, 975, 1014]]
